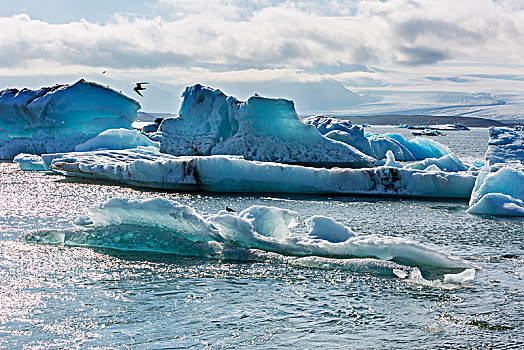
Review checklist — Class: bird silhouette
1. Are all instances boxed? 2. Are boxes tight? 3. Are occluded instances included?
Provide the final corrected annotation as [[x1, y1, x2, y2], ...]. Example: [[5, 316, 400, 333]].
[[134, 82, 148, 97], [101, 70, 107, 75], [225, 206, 236, 213]]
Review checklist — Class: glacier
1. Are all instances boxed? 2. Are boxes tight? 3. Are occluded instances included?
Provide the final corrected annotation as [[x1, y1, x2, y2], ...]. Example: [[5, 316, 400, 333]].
[[21, 197, 476, 285], [41, 147, 476, 198], [304, 116, 450, 161], [468, 128, 524, 216], [150, 85, 374, 168], [0, 79, 140, 159]]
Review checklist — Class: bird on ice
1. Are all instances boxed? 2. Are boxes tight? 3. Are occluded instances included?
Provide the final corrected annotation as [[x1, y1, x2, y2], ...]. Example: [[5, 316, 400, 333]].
[[133, 82, 148, 97]]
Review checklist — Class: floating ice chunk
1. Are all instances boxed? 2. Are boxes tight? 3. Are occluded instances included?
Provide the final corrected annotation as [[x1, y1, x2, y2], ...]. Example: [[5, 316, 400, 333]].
[[469, 167, 524, 207], [376, 133, 450, 160], [304, 116, 450, 161], [405, 153, 468, 172], [151, 85, 373, 168], [468, 193, 524, 216], [239, 206, 299, 240], [43, 148, 477, 198], [443, 268, 476, 284], [485, 127, 524, 170], [0, 80, 140, 159], [424, 164, 442, 172], [72, 197, 220, 242], [23, 197, 474, 274], [306, 216, 356, 243], [383, 150, 402, 168], [303, 116, 377, 158], [74, 128, 160, 152], [468, 128, 524, 216], [13, 153, 46, 171]]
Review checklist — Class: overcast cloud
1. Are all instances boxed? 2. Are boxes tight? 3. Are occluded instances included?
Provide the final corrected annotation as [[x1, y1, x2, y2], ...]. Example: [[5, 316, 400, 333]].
[[0, 0, 523, 113], [0, 0, 522, 77]]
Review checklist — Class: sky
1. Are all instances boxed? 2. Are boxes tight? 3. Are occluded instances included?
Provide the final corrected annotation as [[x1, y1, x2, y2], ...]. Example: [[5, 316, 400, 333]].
[[0, 0, 523, 116]]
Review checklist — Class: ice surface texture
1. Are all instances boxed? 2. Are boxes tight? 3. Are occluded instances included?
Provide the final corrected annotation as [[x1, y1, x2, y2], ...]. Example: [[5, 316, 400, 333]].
[[0, 80, 140, 159], [468, 128, 524, 216], [42, 148, 476, 198], [304, 116, 450, 161], [150, 85, 373, 167], [22, 197, 476, 284]]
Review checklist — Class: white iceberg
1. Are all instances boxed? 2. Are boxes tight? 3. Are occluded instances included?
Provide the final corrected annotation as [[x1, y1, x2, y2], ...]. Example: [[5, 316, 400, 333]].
[[0, 79, 140, 159], [41, 147, 476, 198], [150, 85, 374, 168], [304, 116, 450, 161], [367, 133, 450, 161], [22, 197, 475, 277], [405, 153, 468, 172], [468, 128, 524, 216], [13, 153, 46, 171], [74, 128, 160, 152]]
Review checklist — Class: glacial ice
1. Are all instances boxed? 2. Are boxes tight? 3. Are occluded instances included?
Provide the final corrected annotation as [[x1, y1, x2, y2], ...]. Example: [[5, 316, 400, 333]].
[[405, 153, 468, 172], [0, 79, 140, 159], [22, 197, 475, 280], [303, 116, 377, 158], [383, 150, 403, 168], [304, 116, 450, 161], [13, 153, 46, 171], [468, 128, 524, 216], [150, 85, 374, 167], [42, 148, 476, 198], [74, 128, 160, 152], [367, 133, 450, 161]]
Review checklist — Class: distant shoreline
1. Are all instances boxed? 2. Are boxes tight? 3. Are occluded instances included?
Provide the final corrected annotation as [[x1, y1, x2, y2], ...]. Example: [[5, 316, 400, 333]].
[[300, 114, 513, 127], [140, 111, 521, 128]]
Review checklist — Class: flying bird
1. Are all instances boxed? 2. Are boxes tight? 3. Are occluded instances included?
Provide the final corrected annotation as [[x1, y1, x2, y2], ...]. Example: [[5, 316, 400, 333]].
[[134, 82, 148, 97], [101, 70, 107, 75]]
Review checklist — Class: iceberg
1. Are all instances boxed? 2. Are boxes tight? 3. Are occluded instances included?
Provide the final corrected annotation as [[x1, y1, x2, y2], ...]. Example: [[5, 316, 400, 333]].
[[468, 128, 524, 216], [150, 85, 374, 168], [13, 153, 46, 171], [41, 147, 476, 198], [303, 116, 377, 158], [22, 197, 475, 279], [367, 133, 450, 161], [304, 116, 450, 160], [0, 79, 140, 159], [74, 128, 160, 152], [405, 153, 468, 172]]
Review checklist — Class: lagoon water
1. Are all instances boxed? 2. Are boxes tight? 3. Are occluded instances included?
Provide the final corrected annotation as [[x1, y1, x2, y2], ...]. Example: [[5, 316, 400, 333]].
[[1, 127, 523, 349]]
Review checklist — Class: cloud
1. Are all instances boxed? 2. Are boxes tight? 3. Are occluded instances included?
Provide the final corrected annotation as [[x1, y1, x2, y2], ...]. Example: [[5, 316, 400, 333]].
[[0, 0, 522, 83]]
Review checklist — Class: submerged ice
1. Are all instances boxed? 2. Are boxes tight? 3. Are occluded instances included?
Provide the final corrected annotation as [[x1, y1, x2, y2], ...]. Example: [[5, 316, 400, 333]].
[[22, 197, 476, 284], [0, 80, 140, 159]]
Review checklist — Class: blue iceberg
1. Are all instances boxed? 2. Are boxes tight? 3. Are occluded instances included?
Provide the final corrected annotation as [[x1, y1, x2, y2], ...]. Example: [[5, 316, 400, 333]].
[[468, 128, 524, 216], [150, 85, 374, 168], [0, 79, 140, 159], [304, 116, 450, 161]]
